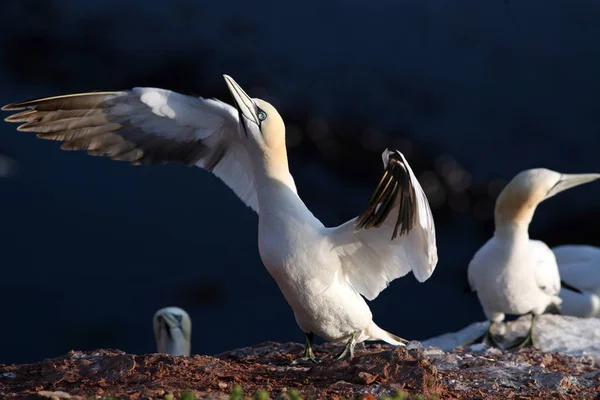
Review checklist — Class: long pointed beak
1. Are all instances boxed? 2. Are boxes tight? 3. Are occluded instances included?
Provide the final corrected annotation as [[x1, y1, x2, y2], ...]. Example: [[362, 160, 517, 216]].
[[159, 317, 173, 340], [223, 75, 259, 134], [546, 173, 600, 199]]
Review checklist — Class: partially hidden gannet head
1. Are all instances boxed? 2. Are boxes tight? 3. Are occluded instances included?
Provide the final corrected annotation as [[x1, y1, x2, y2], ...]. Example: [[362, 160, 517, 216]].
[[223, 75, 286, 152], [153, 307, 192, 356], [495, 168, 600, 226]]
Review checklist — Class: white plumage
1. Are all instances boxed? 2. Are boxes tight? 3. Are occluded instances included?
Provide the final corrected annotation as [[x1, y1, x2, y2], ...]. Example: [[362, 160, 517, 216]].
[[553, 245, 600, 318], [3, 75, 438, 360], [330, 150, 437, 300], [467, 168, 599, 345], [153, 307, 192, 356]]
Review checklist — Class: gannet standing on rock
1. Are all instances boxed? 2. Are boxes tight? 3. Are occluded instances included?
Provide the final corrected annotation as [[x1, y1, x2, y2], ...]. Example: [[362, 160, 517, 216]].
[[153, 307, 192, 356], [553, 245, 600, 318], [468, 168, 600, 348], [2, 75, 438, 362]]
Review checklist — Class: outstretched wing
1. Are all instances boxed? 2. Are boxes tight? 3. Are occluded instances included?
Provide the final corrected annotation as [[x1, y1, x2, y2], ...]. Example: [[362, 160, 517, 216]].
[[329, 149, 438, 300], [2, 88, 258, 211]]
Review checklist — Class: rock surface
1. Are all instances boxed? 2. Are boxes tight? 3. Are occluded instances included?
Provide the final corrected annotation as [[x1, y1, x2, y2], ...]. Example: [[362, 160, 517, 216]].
[[1, 341, 599, 399], [424, 315, 600, 364]]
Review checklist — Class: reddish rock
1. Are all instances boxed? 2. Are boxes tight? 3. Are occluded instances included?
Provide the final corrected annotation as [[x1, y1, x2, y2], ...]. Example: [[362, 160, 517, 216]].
[[0, 343, 598, 399]]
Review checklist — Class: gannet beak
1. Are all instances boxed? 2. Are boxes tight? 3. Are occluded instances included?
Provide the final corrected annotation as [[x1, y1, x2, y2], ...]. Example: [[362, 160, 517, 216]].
[[223, 74, 259, 136], [154, 312, 183, 343], [157, 316, 170, 339], [163, 313, 182, 330], [546, 173, 600, 199]]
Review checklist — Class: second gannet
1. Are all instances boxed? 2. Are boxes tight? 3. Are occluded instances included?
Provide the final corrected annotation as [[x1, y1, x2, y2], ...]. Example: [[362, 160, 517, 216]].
[[467, 168, 600, 348], [553, 245, 600, 318], [153, 307, 192, 356], [2, 75, 438, 362]]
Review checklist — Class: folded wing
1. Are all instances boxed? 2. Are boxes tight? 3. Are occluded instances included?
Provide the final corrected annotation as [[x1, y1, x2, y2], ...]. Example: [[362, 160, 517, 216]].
[[329, 149, 438, 300], [553, 245, 600, 295], [2, 88, 258, 211], [529, 240, 561, 297]]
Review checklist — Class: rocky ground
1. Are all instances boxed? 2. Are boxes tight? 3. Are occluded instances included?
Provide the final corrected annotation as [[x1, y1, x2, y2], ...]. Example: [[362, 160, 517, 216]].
[[1, 340, 599, 400], [423, 315, 600, 363]]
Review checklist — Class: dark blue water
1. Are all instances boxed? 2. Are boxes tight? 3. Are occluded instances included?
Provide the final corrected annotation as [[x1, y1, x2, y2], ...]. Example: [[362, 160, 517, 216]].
[[0, 0, 598, 364]]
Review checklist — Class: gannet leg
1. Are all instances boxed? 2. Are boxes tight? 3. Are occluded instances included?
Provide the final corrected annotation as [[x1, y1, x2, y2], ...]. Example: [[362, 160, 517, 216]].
[[506, 313, 535, 349], [291, 332, 320, 364], [333, 331, 357, 361], [529, 313, 537, 347], [483, 322, 504, 348], [466, 321, 504, 348]]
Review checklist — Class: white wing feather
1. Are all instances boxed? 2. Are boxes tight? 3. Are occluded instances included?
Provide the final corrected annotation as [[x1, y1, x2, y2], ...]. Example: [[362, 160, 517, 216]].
[[553, 245, 600, 294], [329, 149, 438, 301], [3, 88, 258, 212], [529, 240, 561, 296]]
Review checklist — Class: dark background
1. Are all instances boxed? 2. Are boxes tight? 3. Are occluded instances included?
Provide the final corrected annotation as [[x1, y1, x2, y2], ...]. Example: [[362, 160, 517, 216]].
[[0, 0, 598, 364]]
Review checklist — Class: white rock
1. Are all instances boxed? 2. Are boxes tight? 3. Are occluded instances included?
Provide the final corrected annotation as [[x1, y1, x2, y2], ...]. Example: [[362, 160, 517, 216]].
[[423, 315, 600, 363], [422, 321, 489, 351], [534, 315, 600, 363]]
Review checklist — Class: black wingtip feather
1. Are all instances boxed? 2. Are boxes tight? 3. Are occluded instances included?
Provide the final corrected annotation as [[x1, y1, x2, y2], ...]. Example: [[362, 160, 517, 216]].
[[561, 280, 584, 294], [355, 152, 417, 240]]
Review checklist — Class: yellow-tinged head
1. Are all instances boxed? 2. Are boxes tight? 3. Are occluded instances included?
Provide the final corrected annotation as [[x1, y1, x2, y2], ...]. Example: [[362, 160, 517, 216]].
[[223, 75, 286, 152], [495, 168, 600, 227]]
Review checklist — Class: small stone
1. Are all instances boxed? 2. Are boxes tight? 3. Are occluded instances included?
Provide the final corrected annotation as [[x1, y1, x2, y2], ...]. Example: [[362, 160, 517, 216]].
[[486, 347, 503, 356], [406, 341, 424, 351], [332, 380, 352, 386], [469, 343, 488, 353], [218, 381, 228, 389], [37, 391, 72, 399], [356, 372, 377, 385], [423, 347, 444, 357]]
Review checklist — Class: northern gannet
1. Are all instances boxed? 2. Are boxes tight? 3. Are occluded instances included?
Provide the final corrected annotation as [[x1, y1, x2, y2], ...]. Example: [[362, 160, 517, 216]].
[[153, 307, 192, 356], [467, 168, 600, 347], [2, 75, 438, 362], [553, 245, 600, 318]]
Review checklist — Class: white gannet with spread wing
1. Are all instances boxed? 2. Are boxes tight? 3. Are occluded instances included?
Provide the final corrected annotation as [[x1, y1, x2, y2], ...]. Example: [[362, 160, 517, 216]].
[[2, 75, 438, 361], [553, 245, 600, 318], [153, 307, 192, 356], [468, 168, 600, 348]]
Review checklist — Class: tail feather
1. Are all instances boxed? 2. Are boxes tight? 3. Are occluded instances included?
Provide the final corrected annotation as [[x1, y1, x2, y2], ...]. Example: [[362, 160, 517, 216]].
[[367, 322, 408, 346]]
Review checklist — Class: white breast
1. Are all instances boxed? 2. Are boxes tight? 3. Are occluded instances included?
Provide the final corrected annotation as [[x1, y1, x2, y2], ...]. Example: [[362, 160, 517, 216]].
[[468, 237, 551, 319], [256, 181, 372, 341]]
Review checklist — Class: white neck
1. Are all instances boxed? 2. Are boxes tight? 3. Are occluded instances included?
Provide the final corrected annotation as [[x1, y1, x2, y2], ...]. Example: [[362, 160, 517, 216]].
[[494, 220, 530, 241], [250, 144, 299, 210], [158, 329, 190, 356], [493, 193, 538, 241]]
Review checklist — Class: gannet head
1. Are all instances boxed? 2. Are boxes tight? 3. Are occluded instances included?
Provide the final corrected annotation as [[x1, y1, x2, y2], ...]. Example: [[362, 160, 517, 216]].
[[153, 306, 192, 356], [223, 75, 286, 152], [495, 168, 600, 227]]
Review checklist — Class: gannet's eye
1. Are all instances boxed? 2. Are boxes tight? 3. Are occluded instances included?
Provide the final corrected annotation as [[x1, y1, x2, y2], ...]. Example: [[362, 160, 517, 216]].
[[257, 110, 267, 121]]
